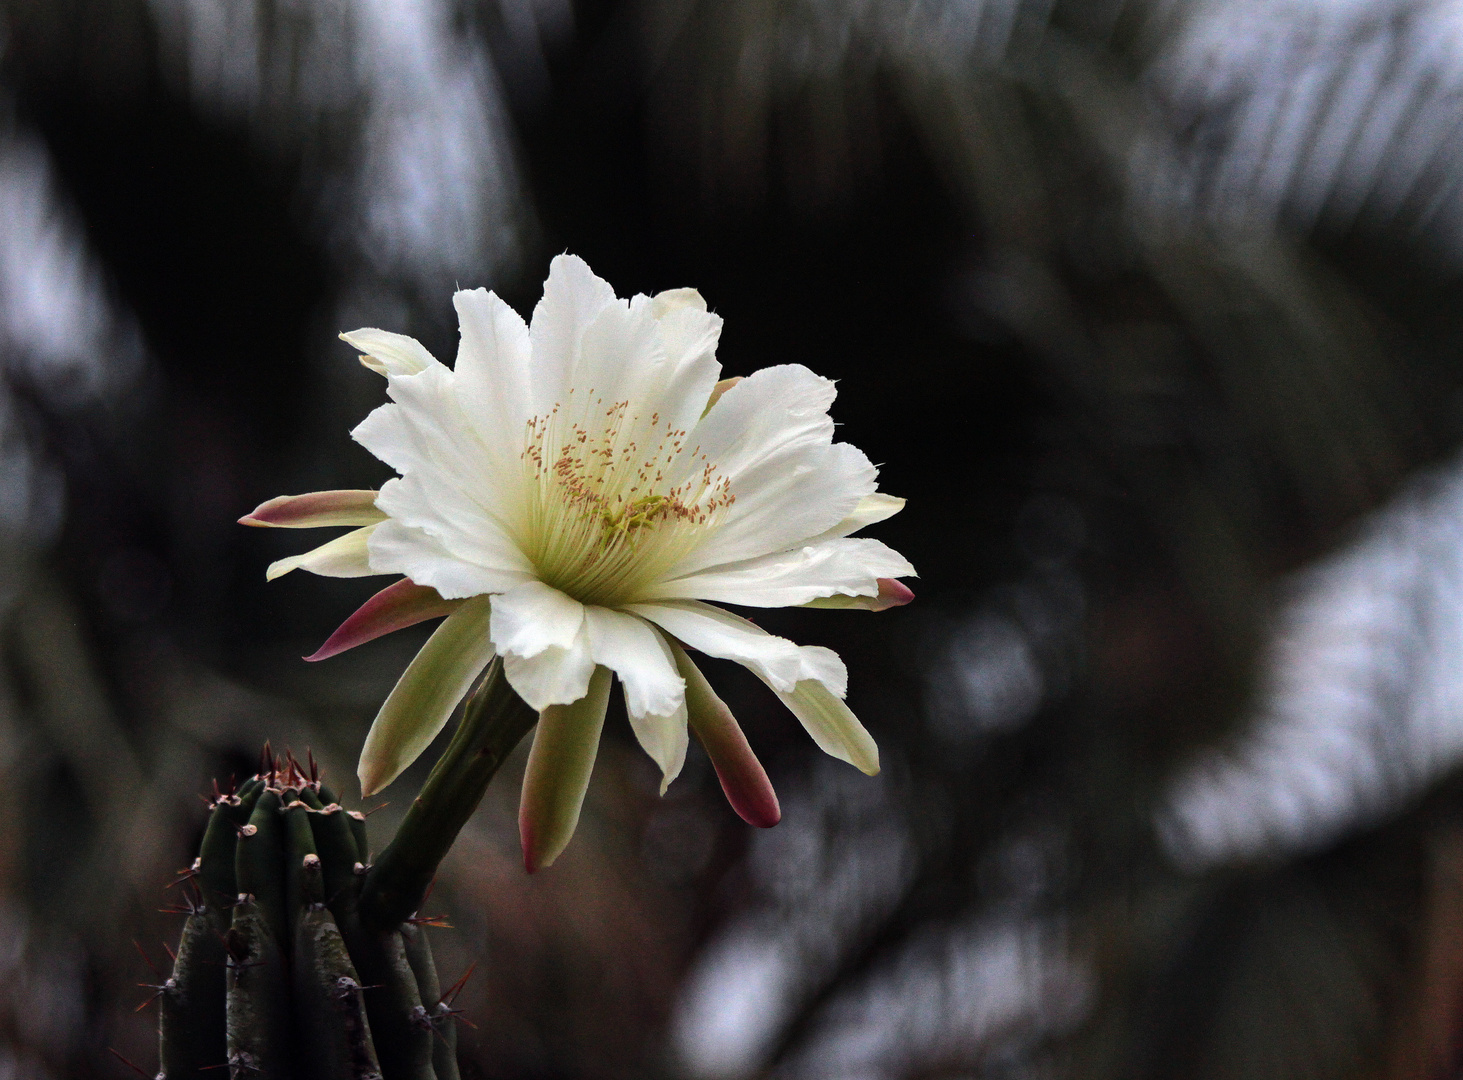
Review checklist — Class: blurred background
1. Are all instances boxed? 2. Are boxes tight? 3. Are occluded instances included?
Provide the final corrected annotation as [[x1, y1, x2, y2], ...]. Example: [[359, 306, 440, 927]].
[[4, 0, 1463, 1076]]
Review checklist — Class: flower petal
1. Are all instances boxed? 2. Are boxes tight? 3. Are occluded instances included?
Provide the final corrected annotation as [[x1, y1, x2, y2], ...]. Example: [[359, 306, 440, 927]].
[[452, 287, 536, 456], [807, 493, 906, 544], [647, 289, 723, 434], [528, 254, 619, 412], [802, 578, 915, 612], [502, 634, 596, 711], [657, 538, 916, 608], [668, 366, 878, 574], [628, 599, 845, 695], [701, 375, 741, 417], [490, 581, 586, 659], [634, 699, 689, 796], [265, 524, 383, 581], [584, 607, 685, 718], [764, 679, 880, 776], [583, 608, 688, 790], [670, 641, 780, 827], [339, 328, 440, 377], [367, 519, 533, 599], [305, 578, 462, 662], [519, 665, 613, 872], [357, 596, 495, 797], [353, 360, 533, 593], [374, 472, 534, 581], [240, 490, 386, 529]]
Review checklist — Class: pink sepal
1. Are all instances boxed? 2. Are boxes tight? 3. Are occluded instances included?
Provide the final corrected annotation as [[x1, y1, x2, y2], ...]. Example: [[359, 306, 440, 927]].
[[674, 646, 780, 828], [239, 489, 384, 528], [306, 578, 461, 661], [872, 578, 915, 610], [702, 719, 781, 829]]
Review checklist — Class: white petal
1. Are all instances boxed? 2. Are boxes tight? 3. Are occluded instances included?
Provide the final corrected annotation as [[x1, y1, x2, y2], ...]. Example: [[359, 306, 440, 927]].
[[802, 577, 915, 611], [702, 376, 741, 416], [691, 441, 875, 572], [352, 361, 531, 594], [636, 698, 689, 796], [582, 608, 688, 790], [529, 254, 619, 412], [340, 328, 441, 377], [503, 628, 596, 711], [658, 538, 916, 607], [807, 493, 906, 544], [374, 473, 532, 580], [763, 679, 879, 776], [687, 364, 838, 477], [628, 599, 845, 695], [569, 294, 664, 418], [648, 289, 723, 434], [583, 607, 685, 718], [648, 287, 705, 318], [668, 366, 879, 573], [357, 597, 495, 796], [451, 287, 536, 464], [266, 524, 383, 580], [490, 581, 585, 658], [352, 363, 509, 510], [519, 664, 613, 871], [367, 519, 531, 598]]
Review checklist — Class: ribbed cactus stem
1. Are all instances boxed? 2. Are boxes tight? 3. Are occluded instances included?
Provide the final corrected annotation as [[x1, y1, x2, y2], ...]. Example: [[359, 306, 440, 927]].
[[359, 658, 536, 930], [158, 752, 468, 1079]]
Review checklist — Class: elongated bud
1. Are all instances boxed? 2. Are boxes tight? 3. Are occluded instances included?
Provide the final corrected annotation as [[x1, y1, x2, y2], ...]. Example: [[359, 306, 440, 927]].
[[670, 641, 780, 828]]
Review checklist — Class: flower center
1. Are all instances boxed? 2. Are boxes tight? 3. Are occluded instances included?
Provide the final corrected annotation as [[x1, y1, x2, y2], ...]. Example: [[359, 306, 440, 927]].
[[519, 391, 733, 606]]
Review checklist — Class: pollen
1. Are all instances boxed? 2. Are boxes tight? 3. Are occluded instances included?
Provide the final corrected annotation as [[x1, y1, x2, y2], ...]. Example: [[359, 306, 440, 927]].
[[518, 390, 733, 605]]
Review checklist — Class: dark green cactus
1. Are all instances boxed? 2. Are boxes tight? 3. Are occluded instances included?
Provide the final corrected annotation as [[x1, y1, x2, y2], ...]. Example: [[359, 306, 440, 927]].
[[156, 752, 454, 1080], [155, 660, 537, 1079]]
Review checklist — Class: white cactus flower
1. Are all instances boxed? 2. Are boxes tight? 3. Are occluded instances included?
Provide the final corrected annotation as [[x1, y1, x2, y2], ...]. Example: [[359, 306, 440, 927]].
[[244, 255, 914, 870]]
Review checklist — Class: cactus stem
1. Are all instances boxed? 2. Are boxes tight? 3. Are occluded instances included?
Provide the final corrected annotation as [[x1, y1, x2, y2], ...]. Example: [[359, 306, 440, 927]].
[[359, 657, 536, 931]]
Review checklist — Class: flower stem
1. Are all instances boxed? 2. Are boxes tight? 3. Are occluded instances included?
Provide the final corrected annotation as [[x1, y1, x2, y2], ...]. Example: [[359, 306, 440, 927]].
[[358, 657, 537, 930]]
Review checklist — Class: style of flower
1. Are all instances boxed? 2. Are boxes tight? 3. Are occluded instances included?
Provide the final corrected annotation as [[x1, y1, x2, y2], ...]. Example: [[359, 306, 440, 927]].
[[243, 255, 914, 870]]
